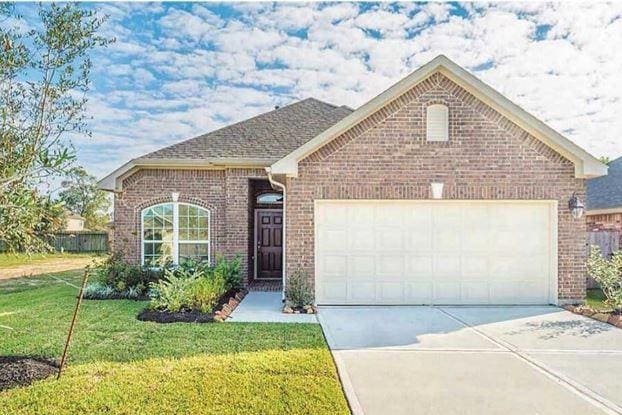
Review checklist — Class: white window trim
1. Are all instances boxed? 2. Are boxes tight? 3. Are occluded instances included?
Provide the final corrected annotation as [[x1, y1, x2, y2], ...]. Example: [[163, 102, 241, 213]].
[[140, 202, 211, 266], [426, 104, 449, 142]]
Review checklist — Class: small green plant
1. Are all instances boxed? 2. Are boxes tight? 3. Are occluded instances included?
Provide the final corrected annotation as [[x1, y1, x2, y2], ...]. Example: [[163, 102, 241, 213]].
[[148, 270, 198, 313], [191, 275, 226, 313], [286, 270, 314, 308], [587, 246, 622, 312], [212, 255, 242, 290], [88, 251, 161, 298]]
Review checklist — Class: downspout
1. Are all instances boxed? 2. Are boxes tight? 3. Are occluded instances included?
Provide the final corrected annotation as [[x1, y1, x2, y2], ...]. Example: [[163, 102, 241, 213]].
[[265, 167, 287, 301]]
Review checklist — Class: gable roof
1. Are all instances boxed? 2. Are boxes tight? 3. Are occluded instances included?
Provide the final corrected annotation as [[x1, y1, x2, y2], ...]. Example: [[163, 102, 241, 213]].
[[269, 55, 607, 179], [99, 98, 352, 191], [587, 156, 622, 212]]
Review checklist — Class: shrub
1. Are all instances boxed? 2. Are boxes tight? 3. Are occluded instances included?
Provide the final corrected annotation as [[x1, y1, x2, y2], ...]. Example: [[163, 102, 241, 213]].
[[191, 274, 226, 313], [587, 246, 622, 312], [148, 266, 228, 313], [84, 282, 114, 299], [148, 270, 198, 313], [90, 251, 161, 297], [212, 255, 242, 290], [285, 271, 314, 308]]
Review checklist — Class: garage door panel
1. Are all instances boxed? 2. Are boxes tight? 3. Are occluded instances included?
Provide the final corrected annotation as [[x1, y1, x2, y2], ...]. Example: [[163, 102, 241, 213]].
[[406, 256, 433, 276], [350, 282, 376, 301], [349, 229, 375, 250], [318, 229, 347, 251], [377, 229, 404, 250], [405, 282, 433, 303], [315, 201, 555, 305], [377, 255, 404, 278], [349, 256, 376, 278]]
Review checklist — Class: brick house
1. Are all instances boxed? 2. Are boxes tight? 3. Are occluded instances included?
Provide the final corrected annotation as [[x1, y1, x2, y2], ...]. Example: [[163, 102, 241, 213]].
[[100, 55, 607, 305], [587, 156, 622, 252]]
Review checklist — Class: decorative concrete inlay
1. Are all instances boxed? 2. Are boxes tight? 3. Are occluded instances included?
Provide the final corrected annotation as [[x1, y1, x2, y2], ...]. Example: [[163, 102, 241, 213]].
[[228, 291, 317, 323]]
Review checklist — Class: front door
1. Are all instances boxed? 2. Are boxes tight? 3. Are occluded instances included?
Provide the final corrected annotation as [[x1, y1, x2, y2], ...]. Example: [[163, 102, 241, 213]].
[[255, 210, 283, 279]]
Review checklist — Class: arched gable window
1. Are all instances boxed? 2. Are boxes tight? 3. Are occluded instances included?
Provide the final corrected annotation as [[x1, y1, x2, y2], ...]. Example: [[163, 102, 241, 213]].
[[141, 203, 210, 266], [426, 104, 449, 141], [256, 192, 283, 204]]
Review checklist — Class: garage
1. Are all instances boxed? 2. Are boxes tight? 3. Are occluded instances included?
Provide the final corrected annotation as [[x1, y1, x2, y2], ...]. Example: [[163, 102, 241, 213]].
[[315, 200, 557, 305]]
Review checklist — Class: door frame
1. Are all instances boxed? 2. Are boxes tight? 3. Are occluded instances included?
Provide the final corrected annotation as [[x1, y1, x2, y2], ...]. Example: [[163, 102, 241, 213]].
[[254, 208, 284, 280]]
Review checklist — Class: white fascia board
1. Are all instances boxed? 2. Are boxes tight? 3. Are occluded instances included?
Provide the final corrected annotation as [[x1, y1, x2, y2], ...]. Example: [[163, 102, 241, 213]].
[[98, 157, 273, 192], [271, 55, 607, 179]]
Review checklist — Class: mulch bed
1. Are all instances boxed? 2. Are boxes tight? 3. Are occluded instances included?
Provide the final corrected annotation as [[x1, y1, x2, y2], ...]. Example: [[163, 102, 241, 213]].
[[137, 289, 247, 324], [0, 356, 58, 391], [563, 305, 622, 329], [84, 293, 150, 301]]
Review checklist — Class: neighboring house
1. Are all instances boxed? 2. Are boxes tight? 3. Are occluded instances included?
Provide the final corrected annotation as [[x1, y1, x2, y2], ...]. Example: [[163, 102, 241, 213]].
[[65, 213, 87, 232], [586, 156, 622, 253], [99, 55, 607, 306]]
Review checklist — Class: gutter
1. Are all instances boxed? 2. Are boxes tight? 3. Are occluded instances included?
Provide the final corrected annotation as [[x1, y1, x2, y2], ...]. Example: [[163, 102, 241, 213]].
[[266, 167, 287, 301]]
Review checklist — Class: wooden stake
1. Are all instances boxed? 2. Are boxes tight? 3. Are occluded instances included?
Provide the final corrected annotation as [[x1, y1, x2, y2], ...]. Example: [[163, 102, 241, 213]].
[[57, 269, 90, 380]]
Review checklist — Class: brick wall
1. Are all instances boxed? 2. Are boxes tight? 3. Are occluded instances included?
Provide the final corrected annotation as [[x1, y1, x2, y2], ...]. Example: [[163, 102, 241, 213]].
[[113, 168, 267, 285], [587, 213, 622, 233], [286, 72, 587, 302]]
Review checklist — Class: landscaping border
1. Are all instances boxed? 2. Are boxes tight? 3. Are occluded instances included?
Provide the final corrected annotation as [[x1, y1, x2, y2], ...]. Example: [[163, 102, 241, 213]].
[[562, 305, 622, 329]]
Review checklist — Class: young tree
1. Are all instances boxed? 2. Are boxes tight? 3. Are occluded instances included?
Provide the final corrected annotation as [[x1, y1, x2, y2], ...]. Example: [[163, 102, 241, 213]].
[[58, 167, 111, 230], [0, 3, 111, 252]]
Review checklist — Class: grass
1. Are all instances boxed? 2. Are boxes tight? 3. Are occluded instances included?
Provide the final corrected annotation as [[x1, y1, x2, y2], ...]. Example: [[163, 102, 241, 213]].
[[0, 271, 349, 415], [0, 252, 98, 269], [586, 288, 612, 312]]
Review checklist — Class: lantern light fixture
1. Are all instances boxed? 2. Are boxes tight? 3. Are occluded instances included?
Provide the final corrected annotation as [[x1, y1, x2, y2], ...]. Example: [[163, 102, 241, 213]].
[[568, 193, 584, 219]]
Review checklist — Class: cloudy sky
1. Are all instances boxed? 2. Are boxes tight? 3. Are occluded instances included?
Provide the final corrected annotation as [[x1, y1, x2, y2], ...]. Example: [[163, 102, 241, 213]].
[[7, 2, 622, 179]]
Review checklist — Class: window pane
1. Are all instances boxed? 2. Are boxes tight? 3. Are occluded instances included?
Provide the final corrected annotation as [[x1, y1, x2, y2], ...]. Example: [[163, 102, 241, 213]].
[[179, 204, 188, 216], [257, 193, 283, 204], [143, 229, 154, 241], [197, 228, 209, 240], [179, 243, 209, 262], [144, 243, 154, 255]]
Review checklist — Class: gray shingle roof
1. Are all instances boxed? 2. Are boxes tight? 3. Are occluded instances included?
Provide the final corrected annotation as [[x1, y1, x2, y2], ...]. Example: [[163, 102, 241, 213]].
[[587, 156, 622, 210], [143, 98, 353, 162]]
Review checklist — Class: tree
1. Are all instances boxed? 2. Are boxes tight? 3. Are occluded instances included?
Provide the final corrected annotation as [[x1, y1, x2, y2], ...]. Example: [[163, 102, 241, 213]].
[[0, 3, 111, 252], [600, 156, 611, 165], [58, 167, 111, 230]]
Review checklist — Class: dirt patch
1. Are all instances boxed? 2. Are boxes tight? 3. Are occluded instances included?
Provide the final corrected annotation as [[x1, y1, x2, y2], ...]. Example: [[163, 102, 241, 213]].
[[0, 257, 96, 280], [0, 356, 58, 391], [137, 289, 246, 323]]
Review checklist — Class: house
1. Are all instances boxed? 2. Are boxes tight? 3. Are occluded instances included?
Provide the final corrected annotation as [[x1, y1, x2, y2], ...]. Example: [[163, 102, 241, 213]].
[[99, 55, 607, 306], [586, 156, 622, 253], [64, 213, 87, 232]]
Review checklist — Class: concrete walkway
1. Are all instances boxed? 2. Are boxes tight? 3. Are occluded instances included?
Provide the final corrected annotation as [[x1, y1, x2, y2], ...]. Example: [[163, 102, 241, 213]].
[[319, 306, 622, 415], [228, 291, 317, 323]]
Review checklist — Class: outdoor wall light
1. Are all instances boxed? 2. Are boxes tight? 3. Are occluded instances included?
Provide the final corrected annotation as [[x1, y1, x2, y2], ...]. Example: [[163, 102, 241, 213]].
[[171, 192, 180, 202], [568, 193, 584, 219], [431, 182, 444, 199]]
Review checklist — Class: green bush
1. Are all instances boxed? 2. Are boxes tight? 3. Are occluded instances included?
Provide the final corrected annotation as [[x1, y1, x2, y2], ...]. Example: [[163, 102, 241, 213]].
[[212, 255, 242, 290], [286, 271, 314, 308], [89, 251, 161, 297], [148, 270, 198, 313], [148, 263, 230, 313], [587, 246, 622, 312], [191, 274, 226, 313]]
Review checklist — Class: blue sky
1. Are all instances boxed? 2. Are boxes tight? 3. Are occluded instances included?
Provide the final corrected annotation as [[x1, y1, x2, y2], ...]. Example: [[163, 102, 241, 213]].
[[6, 2, 622, 179]]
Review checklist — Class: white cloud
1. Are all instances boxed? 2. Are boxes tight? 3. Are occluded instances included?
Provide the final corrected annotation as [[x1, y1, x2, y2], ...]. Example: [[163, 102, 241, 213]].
[[73, 1, 622, 179]]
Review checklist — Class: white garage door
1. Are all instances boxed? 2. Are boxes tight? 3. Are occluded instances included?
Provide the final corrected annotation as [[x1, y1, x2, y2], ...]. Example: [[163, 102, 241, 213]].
[[315, 201, 557, 305]]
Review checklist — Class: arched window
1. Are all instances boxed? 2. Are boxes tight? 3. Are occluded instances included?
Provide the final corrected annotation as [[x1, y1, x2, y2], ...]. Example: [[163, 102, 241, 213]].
[[141, 203, 210, 266], [256, 192, 283, 204], [426, 104, 449, 141]]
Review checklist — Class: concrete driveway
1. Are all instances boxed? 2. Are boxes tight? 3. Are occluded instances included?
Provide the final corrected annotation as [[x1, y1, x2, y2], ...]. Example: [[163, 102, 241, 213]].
[[318, 306, 622, 415]]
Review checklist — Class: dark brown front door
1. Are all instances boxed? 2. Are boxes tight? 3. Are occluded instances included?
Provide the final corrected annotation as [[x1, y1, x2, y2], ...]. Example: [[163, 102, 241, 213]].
[[255, 210, 283, 279]]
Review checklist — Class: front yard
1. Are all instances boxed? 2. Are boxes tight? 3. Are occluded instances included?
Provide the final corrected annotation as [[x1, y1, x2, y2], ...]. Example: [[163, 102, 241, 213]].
[[0, 253, 100, 280], [0, 272, 349, 414]]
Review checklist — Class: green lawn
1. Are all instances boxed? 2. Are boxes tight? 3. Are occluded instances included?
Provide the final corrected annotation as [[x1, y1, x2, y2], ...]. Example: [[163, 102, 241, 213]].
[[0, 272, 349, 415], [0, 252, 98, 269], [586, 288, 611, 312]]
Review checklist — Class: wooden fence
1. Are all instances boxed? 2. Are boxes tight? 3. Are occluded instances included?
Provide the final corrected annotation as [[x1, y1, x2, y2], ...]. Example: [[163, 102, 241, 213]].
[[587, 230, 621, 288], [0, 231, 109, 253]]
